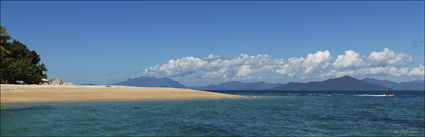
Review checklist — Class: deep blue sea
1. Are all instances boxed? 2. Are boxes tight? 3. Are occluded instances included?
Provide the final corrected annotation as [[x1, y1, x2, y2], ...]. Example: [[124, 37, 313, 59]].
[[1, 90, 424, 136]]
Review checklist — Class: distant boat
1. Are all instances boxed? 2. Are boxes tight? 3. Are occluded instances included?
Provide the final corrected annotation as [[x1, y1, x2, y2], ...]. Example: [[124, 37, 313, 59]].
[[385, 88, 394, 96]]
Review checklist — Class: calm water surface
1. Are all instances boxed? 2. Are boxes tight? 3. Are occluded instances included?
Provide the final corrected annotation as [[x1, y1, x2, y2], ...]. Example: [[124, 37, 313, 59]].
[[1, 90, 424, 136]]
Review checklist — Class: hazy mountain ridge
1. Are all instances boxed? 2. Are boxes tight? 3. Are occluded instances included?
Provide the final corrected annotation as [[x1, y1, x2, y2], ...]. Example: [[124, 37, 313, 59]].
[[114, 77, 186, 88], [201, 81, 283, 90], [115, 76, 423, 90], [272, 76, 385, 90], [363, 78, 424, 90]]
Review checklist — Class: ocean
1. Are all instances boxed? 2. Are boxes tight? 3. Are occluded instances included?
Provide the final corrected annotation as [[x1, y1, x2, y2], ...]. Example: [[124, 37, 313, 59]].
[[1, 90, 424, 136]]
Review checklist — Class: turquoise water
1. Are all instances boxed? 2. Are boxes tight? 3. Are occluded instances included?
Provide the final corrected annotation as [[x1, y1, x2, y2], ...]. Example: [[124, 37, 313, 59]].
[[1, 91, 424, 136]]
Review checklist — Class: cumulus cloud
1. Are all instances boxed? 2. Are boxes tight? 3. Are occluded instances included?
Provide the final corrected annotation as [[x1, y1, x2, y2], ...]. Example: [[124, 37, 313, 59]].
[[333, 50, 364, 69], [236, 65, 252, 77], [143, 48, 423, 85], [407, 64, 424, 76], [303, 50, 332, 74], [144, 54, 284, 81], [367, 48, 413, 66], [275, 57, 304, 77]]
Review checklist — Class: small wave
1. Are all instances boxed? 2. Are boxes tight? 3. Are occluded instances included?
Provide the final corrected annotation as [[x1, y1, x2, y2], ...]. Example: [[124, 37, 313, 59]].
[[307, 94, 335, 96], [356, 94, 389, 97]]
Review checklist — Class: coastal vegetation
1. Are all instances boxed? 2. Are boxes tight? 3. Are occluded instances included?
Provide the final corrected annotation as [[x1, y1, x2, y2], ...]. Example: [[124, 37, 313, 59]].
[[0, 26, 47, 84]]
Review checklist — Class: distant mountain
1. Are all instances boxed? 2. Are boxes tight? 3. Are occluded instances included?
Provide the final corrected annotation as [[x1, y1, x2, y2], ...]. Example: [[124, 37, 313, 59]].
[[362, 78, 424, 90], [114, 76, 186, 88], [273, 76, 385, 90], [399, 80, 425, 90], [114, 76, 422, 91], [362, 78, 400, 89], [201, 81, 283, 90]]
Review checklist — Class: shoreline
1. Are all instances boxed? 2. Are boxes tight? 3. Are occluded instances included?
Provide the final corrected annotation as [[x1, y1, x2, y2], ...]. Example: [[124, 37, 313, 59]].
[[0, 84, 241, 103]]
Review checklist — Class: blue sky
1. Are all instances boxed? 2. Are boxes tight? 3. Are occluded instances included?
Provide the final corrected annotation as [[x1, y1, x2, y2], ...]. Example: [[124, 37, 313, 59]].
[[1, 1, 424, 85]]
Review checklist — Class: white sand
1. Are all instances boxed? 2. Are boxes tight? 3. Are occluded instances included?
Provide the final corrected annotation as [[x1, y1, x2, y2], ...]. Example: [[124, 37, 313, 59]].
[[0, 84, 241, 103]]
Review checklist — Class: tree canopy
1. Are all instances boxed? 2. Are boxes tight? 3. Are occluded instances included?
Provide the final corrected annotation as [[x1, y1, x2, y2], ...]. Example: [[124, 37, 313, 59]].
[[0, 26, 47, 84]]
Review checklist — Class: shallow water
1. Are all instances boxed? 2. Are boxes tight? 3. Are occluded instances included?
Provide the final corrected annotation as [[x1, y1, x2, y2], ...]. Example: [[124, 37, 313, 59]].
[[1, 90, 424, 136]]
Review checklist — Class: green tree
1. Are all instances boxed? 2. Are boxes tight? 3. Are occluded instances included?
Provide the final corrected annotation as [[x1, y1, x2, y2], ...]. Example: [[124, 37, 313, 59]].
[[0, 26, 47, 84]]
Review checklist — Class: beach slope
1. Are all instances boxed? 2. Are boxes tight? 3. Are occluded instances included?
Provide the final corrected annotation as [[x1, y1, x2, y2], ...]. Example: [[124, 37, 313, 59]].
[[0, 84, 240, 103]]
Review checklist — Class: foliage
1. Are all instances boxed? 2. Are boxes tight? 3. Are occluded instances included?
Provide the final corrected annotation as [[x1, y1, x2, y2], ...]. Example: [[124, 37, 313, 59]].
[[0, 26, 47, 84]]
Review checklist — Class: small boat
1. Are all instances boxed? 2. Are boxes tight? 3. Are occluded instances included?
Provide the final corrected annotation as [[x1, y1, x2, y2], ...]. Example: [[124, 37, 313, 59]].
[[385, 88, 394, 96]]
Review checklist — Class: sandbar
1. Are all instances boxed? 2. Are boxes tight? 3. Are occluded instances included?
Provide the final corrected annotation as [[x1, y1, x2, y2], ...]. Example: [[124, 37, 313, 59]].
[[0, 84, 241, 103]]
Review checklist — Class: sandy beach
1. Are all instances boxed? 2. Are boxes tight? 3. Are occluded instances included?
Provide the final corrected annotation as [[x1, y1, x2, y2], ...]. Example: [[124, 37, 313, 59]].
[[0, 84, 241, 103]]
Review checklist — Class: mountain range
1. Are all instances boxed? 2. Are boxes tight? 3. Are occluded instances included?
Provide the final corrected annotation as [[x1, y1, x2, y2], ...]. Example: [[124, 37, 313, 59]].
[[114, 76, 424, 90], [362, 78, 424, 90], [272, 76, 385, 90], [200, 81, 282, 90], [114, 77, 186, 88]]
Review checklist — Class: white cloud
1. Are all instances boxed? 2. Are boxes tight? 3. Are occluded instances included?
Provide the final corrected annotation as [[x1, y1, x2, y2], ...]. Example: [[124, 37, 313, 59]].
[[367, 48, 413, 66], [236, 65, 252, 77], [359, 66, 409, 77], [143, 56, 208, 77], [333, 50, 364, 69], [408, 64, 425, 76], [275, 57, 304, 77], [143, 48, 423, 85], [302, 50, 331, 74], [144, 54, 284, 81]]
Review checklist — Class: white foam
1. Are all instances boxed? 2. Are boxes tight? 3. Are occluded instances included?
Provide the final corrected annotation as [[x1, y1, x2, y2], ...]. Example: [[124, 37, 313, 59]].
[[356, 94, 390, 97]]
